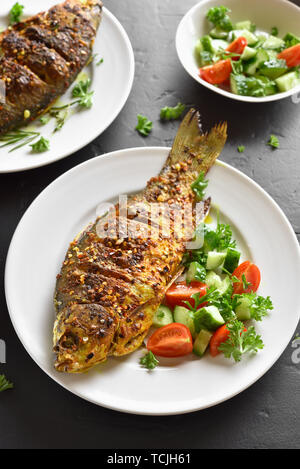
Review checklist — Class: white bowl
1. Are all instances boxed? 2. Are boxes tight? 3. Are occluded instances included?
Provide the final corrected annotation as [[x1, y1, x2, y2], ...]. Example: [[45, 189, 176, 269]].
[[176, 0, 300, 103]]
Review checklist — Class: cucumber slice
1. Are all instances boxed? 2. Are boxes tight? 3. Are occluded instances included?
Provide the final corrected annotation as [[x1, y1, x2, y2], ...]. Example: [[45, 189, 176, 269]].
[[173, 306, 196, 338], [211, 39, 228, 54], [259, 59, 288, 79], [244, 49, 269, 75], [218, 276, 232, 296], [235, 20, 252, 31], [186, 261, 206, 284], [241, 46, 257, 61], [223, 247, 241, 273], [193, 329, 213, 357], [201, 35, 214, 53], [206, 251, 226, 270], [209, 26, 228, 39], [194, 306, 225, 332], [205, 271, 223, 289], [153, 305, 173, 328], [263, 35, 285, 50], [275, 71, 300, 92], [235, 296, 251, 321], [231, 29, 258, 46]]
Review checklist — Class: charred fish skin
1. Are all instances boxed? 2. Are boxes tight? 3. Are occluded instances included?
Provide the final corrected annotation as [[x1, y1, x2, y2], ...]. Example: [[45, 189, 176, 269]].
[[0, 0, 103, 136], [54, 110, 227, 373]]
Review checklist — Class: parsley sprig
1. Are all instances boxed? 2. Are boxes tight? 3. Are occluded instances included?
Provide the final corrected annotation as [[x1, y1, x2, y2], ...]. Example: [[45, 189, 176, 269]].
[[219, 320, 264, 362], [9, 2, 24, 25], [160, 103, 186, 121], [136, 115, 153, 136], [268, 134, 279, 149], [0, 374, 13, 392], [191, 171, 209, 201], [140, 351, 159, 370], [206, 6, 233, 31], [30, 136, 50, 153]]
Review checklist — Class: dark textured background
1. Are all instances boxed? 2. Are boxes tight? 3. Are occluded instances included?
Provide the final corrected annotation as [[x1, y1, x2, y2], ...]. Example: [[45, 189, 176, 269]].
[[0, 0, 299, 449]]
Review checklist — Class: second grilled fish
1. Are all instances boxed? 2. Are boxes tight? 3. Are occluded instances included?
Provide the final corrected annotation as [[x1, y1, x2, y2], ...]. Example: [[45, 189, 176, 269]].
[[0, 0, 102, 135], [53, 110, 227, 373]]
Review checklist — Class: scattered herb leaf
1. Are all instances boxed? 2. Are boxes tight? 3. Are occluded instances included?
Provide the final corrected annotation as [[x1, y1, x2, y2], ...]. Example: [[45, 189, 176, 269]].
[[219, 320, 264, 362], [72, 79, 94, 108], [30, 136, 50, 153], [206, 6, 233, 31], [271, 27, 279, 37], [268, 134, 279, 149], [237, 145, 245, 153], [9, 2, 24, 25], [140, 351, 159, 370], [135, 114, 153, 136], [191, 171, 208, 201], [160, 103, 186, 121], [0, 374, 13, 392]]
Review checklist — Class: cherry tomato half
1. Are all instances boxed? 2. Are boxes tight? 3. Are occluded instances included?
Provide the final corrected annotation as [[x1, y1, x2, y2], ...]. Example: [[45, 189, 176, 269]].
[[278, 43, 300, 67], [147, 323, 193, 357], [165, 281, 207, 309], [210, 324, 247, 357], [199, 58, 232, 84], [232, 261, 261, 295], [226, 36, 248, 60]]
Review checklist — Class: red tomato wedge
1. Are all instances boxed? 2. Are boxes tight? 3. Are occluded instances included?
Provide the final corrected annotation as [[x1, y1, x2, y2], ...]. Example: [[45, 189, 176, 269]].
[[210, 324, 247, 357], [278, 44, 300, 67], [232, 261, 261, 295], [165, 281, 207, 309], [226, 36, 248, 60], [199, 58, 232, 84], [147, 323, 193, 357]]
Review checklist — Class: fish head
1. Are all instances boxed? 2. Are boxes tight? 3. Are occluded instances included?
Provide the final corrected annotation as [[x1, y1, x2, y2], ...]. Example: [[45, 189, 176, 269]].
[[53, 303, 117, 373]]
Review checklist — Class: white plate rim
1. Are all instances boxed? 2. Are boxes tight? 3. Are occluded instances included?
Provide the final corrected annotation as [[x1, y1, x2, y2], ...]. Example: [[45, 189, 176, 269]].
[[175, 0, 300, 103], [5, 146, 300, 415], [0, 6, 135, 173]]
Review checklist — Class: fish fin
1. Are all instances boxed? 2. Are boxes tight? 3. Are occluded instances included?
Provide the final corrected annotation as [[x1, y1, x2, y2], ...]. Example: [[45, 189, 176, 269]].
[[165, 109, 227, 174]]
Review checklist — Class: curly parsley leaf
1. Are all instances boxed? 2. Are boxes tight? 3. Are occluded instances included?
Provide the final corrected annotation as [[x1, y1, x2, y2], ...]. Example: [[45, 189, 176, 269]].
[[204, 222, 236, 252], [235, 293, 273, 321], [219, 320, 264, 362], [30, 136, 50, 153], [9, 2, 24, 25], [268, 134, 279, 149], [135, 115, 153, 136], [206, 6, 233, 31], [0, 374, 14, 392], [72, 79, 94, 108], [140, 351, 159, 370], [160, 103, 186, 121], [191, 171, 209, 201]]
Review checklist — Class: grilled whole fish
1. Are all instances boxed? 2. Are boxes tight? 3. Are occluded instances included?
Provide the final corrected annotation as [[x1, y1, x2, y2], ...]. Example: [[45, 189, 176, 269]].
[[54, 110, 227, 373], [0, 0, 102, 135]]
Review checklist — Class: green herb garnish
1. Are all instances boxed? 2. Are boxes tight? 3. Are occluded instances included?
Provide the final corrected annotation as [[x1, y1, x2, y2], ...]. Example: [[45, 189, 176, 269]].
[[0, 374, 13, 392], [191, 171, 209, 201], [135, 115, 153, 136], [206, 6, 233, 31], [235, 293, 273, 321], [140, 351, 159, 370], [30, 136, 50, 153], [268, 134, 279, 149], [219, 320, 264, 362], [72, 79, 94, 108], [237, 145, 245, 153], [0, 130, 40, 152], [9, 2, 24, 25], [160, 103, 186, 121], [96, 57, 104, 66], [271, 27, 279, 37]]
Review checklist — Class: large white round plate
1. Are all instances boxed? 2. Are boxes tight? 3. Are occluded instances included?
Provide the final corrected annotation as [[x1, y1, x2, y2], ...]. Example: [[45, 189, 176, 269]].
[[5, 147, 300, 415], [0, 1, 134, 173]]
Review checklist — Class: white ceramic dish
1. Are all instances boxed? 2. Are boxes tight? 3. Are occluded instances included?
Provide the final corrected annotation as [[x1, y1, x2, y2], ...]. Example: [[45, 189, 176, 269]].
[[5, 147, 300, 415], [0, 1, 135, 173], [176, 0, 300, 103]]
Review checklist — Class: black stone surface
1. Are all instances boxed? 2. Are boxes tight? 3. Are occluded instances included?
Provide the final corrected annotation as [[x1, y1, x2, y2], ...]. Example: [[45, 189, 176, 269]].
[[0, 0, 299, 449]]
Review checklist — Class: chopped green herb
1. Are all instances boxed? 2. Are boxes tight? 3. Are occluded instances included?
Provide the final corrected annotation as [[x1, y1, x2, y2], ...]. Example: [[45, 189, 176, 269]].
[[268, 134, 279, 149], [0, 374, 13, 392], [271, 27, 279, 37], [135, 115, 153, 136], [237, 145, 245, 153], [204, 222, 236, 252], [206, 6, 233, 31], [219, 320, 264, 362], [30, 136, 50, 153], [140, 351, 159, 370], [9, 2, 24, 25], [96, 57, 104, 66], [283, 33, 300, 48], [160, 103, 186, 121], [72, 79, 94, 108], [191, 171, 208, 201], [241, 273, 251, 290], [39, 114, 51, 125]]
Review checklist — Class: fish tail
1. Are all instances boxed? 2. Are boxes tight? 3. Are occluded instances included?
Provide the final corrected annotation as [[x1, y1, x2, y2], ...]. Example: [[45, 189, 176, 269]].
[[165, 109, 227, 175]]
